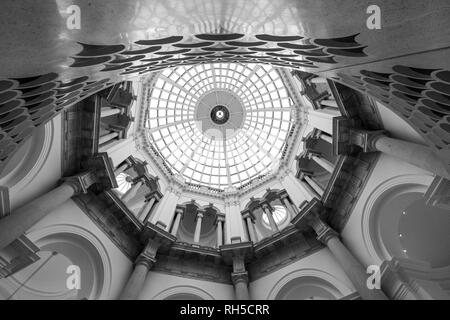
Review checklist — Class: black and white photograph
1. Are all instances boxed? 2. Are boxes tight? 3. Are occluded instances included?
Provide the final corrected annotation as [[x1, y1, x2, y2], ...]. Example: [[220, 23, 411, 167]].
[[0, 0, 449, 308]]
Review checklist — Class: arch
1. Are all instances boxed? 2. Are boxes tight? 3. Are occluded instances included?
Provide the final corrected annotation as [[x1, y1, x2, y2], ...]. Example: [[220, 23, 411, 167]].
[[151, 285, 215, 300], [267, 268, 354, 300], [17, 224, 113, 300], [361, 174, 434, 264], [0, 119, 53, 191]]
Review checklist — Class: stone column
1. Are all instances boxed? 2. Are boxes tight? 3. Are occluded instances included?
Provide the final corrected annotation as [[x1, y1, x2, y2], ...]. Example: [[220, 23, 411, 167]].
[[193, 211, 204, 243], [307, 108, 340, 135], [121, 179, 143, 203], [170, 207, 184, 236], [280, 195, 296, 220], [231, 255, 250, 300], [261, 203, 279, 233], [99, 131, 119, 145], [310, 153, 335, 173], [318, 132, 333, 144], [137, 196, 156, 222], [119, 239, 159, 300], [0, 172, 95, 249], [335, 118, 450, 179], [309, 215, 388, 300], [114, 162, 129, 176], [371, 135, 450, 180], [279, 169, 315, 203], [321, 99, 338, 108], [310, 76, 328, 84], [101, 107, 121, 118], [242, 211, 257, 243], [150, 184, 182, 231], [216, 215, 225, 247], [304, 175, 325, 197]]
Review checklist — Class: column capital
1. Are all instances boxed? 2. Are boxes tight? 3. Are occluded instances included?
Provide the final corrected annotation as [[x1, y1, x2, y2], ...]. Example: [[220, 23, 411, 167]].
[[62, 171, 97, 195], [308, 214, 339, 244], [136, 239, 160, 269], [333, 116, 386, 155], [145, 190, 163, 202], [260, 202, 272, 212], [215, 213, 226, 224], [196, 211, 205, 220], [231, 271, 249, 285], [240, 210, 255, 221], [86, 152, 118, 191], [175, 206, 185, 218]]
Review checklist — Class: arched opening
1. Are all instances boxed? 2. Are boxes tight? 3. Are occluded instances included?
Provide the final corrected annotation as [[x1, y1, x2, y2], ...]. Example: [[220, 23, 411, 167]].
[[274, 276, 343, 300], [0, 232, 107, 300]]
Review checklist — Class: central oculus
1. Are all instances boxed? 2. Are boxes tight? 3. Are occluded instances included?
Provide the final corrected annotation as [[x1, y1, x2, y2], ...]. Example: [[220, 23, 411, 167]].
[[195, 90, 245, 140], [210, 105, 230, 124]]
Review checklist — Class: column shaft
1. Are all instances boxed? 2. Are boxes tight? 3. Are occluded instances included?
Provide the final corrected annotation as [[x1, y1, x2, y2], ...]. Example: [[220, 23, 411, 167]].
[[0, 183, 76, 249], [193, 213, 203, 243], [121, 181, 143, 203], [373, 136, 450, 179], [171, 211, 182, 236], [319, 133, 333, 144], [101, 107, 121, 118], [234, 280, 250, 300], [114, 163, 129, 176], [310, 77, 327, 84], [311, 154, 335, 173], [263, 206, 279, 232], [326, 236, 388, 300], [321, 99, 338, 108], [137, 197, 155, 222], [217, 221, 223, 247], [119, 263, 150, 300], [245, 217, 256, 242], [304, 176, 324, 197], [281, 197, 296, 220], [99, 131, 119, 145]]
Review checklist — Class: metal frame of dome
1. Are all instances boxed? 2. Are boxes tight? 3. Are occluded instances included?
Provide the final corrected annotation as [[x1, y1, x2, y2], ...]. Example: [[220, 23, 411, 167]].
[[142, 63, 297, 190]]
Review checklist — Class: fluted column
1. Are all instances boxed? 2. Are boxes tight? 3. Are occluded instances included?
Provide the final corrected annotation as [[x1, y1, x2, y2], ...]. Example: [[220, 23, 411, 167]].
[[310, 153, 335, 173], [121, 179, 143, 203], [261, 203, 279, 233], [99, 131, 119, 145], [0, 172, 96, 250], [309, 215, 388, 300], [171, 208, 184, 236], [101, 107, 121, 118], [193, 211, 204, 243], [119, 239, 159, 300]]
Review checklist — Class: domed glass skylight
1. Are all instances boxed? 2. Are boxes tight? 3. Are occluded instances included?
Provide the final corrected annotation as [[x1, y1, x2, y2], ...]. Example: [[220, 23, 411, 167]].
[[144, 63, 294, 190]]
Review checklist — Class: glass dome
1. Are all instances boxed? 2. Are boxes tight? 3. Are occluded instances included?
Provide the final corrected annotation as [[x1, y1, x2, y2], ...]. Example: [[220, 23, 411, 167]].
[[144, 63, 294, 190]]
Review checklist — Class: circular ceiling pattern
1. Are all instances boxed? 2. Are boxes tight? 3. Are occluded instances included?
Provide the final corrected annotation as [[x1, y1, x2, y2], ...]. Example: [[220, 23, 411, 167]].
[[144, 63, 294, 190]]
